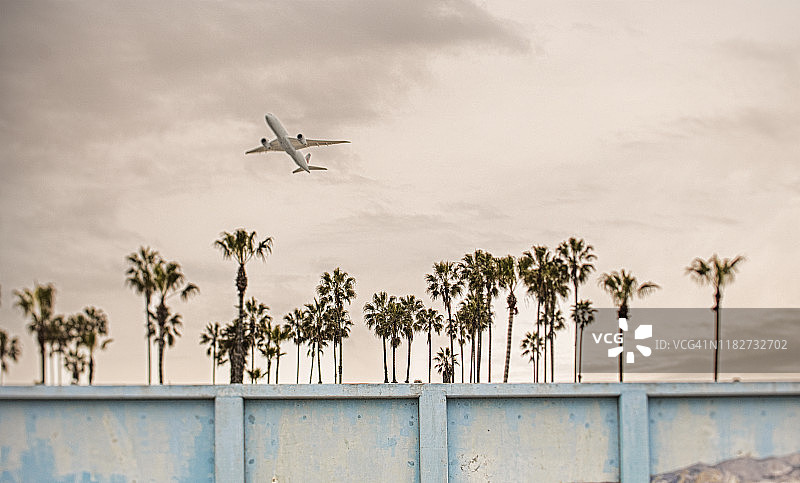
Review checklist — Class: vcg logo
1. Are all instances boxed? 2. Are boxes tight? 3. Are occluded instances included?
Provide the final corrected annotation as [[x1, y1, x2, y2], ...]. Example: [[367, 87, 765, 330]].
[[592, 318, 653, 364]]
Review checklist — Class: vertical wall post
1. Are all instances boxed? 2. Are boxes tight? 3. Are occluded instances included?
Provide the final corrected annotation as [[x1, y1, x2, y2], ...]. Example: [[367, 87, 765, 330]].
[[618, 387, 650, 483], [419, 387, 448, 483], [215, 396, 244, 482]]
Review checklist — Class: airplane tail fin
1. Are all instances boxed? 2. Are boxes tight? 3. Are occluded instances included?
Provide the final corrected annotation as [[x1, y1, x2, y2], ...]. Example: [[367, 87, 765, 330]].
[[308, 166, 327, 171]]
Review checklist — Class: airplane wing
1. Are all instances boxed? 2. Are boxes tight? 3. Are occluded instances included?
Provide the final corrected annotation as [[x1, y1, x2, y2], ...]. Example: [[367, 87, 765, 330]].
[[245, 138, 282, 154], [291, 139, 351, 149]]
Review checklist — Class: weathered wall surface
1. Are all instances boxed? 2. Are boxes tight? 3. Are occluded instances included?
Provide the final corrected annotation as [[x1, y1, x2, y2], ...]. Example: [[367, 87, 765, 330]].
[[0, 383, 798, 482]]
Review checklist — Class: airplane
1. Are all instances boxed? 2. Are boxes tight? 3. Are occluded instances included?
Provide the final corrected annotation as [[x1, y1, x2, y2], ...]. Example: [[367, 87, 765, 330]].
[[245, 113, 350, 174]]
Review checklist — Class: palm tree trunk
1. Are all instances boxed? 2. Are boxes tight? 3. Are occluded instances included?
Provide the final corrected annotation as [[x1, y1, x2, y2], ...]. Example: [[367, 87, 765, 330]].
[[573, 287, 578, 383], [232, 264, 247, 384], [503, 300, 515, 383], [392, 341, 397, 383], [578, 326, 585, 383], [296, 339, 300, 384], [487, 295, 493, 383], [37, 336, 46, 385], [275, 353, 280, 384], [158, 335, 165, 385], [446, 301, 454, 368], [427, 329, 432, 383], [382, 336, 388, 383], [309, 341, 315, 384], [405, 338, 412, 383], [338, 338, 343, 384], [536, 300, 542, 382], [476, 330, 482, 383], [88, 348, 95, 385], [317, 340, 322, 384], [145, 293, 152, 385], [714, 291, 721, 382], [459, 340, 464, 383], [212, 343, 216, 385]]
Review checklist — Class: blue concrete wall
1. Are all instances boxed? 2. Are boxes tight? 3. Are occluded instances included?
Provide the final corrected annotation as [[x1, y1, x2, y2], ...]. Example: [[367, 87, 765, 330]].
[[0, 383, 798, 482]]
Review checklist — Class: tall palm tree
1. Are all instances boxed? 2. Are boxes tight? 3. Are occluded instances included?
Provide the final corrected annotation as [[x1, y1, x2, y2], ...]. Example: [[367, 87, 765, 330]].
[[520, 246, 549, 381], [686, 254, 745, 382], [200, 322, 222, 384], [572, 300, 596, 383], [0, 329, 21, 385], [214, 229, 273, 384], [497, 255, 520, 383], [364, 292, 391, 383], [598, 269, 659, 382], [244, 297, 271, 382], [400, 295, 423, 383], [125, 246, 161, 385], [557, 238, 597, 383], [14, 283, 57, 385], [317, 268, 356, 384], [283, 308, 306, 384], [416, 307, 443, 383], [457, 290, 485, 383], [433, 347, 458, 383], [153, 260, 199, 384], [478, 251, 499, 382], [520, 331, 544, 383], [426, 261, 463, 371], [459, 252, 485, 381]]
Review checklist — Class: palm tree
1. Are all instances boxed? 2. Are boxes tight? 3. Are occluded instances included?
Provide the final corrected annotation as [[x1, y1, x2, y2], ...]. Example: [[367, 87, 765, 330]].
[[399, 295, 423, 383], [283, 308, 306, 384], [72, 307, 112, 385], [317, 268, 356, 384], [214, 229, 273, 384], [426, 262, 463, 371], [497, 255, 520, 383], [14, 283, 57, 385], [244, 297, 271, 382], [433, 347, 458, 383], [686, 254, 745, 382], [478, 251, 499, 382], [416, 307, 443, 383], [457, 290, 486, 383], [0, 329, 21, 385], [386, 297, 404, 383], [520, 246, 549, 381], [459, 252, 485, 381], [125, 246, 161, 385], [304, 298, 328, 383], [598, 269, 659, 382], [200, 322, 222, 384], [153, 260, 199, 384], [269, 323, 291, 383], [572, 300, 597, 383], [364, 292, 391, 383], [520, 331, 544, 382], [557, 238, 596, 383]]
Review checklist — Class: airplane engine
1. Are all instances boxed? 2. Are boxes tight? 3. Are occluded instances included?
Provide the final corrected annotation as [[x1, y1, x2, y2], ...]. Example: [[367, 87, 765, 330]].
[[260, 138, 269, 148], [297, 133, 308, 146]]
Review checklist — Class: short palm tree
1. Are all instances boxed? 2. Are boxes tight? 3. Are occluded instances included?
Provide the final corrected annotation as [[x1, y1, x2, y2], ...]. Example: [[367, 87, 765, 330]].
[[557, 237, 596, 382], [686, 254, 745, 382], [244, 297, 271, 382], [520, 331, 544, 382], [304, 298, 328, 383], [386, 297, 404, 383], [283, 308, 306, 384], [426, 262, 463, 371], [0, 329, 21, 385], [400, 295, 423, 383], [153, 260, 199, 384], [317, 268, 356, 384], [572, 300, 597, 383], [14, 283, 57, 385], [200, 322, 222, 384], [125, 246, 161, 385], [364, 292, 391, 383], [416, 307, 443, 383], [598, 269, 659, 382], [433, 347, 458, 383], [269, 323, 291, 383], [214, 229, 273, 384]]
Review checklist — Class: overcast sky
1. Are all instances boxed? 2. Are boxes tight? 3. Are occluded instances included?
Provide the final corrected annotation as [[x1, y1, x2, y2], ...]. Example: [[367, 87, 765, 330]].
[[1, 1, 798, 385]]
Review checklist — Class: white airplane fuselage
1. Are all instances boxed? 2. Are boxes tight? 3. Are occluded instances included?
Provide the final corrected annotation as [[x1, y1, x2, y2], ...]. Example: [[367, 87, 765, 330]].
[[265, 113, 310, 173]]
